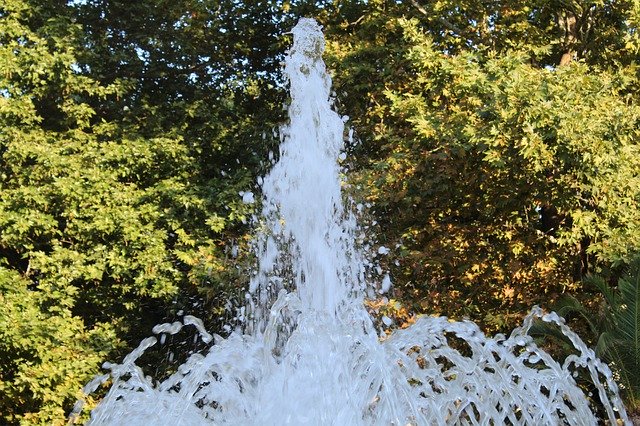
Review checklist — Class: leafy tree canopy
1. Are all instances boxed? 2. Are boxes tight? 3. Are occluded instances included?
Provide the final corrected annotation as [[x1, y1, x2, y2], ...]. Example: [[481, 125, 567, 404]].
[[323, 0, 640, 330], [0, 0, 308, 422]]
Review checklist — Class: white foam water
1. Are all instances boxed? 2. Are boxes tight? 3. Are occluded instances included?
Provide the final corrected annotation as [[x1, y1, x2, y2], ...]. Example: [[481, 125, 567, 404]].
[[75, 18, 630, 425]]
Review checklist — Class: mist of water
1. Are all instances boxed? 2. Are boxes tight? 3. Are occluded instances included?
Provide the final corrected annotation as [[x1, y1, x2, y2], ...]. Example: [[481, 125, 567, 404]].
[[75, 18, 630, 425]]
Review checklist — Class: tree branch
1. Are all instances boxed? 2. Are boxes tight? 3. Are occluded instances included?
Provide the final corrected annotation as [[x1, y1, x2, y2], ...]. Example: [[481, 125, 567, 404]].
[[410, 0, 475, 44]]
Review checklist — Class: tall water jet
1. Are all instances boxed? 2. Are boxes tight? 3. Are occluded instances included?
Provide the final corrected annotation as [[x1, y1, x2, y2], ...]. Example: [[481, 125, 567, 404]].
[[77, 18, 631, 425], [246, 18, 362, 322]]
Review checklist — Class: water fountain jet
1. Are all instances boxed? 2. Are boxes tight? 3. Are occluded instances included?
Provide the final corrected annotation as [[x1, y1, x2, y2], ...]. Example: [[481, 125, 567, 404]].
[[76, 18, 630, 425]]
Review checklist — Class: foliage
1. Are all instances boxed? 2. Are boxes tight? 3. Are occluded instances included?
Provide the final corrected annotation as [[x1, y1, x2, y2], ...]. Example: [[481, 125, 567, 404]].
[[323, 0, 640, 333], [0, 268, 117, 425], [530, 258, 640, 411], [0, 0, 300, 422]]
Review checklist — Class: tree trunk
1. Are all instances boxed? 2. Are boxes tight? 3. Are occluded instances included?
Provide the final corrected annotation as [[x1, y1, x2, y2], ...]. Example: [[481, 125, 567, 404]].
[[558, 10, 577, 66]]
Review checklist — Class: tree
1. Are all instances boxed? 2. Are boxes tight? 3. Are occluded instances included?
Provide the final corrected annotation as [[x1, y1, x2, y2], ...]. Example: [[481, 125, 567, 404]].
[[0, 1, 129, 422], [0, 0, 303, 422], [322, 0, 640, 332]]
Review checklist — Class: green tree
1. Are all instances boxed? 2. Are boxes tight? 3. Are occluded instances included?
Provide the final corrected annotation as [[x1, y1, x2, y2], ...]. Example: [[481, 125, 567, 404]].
[[0, 0, 304, 422], [0, 1, 129, 422], [0, 268, 117, 424], [322, 0, 640, 332]]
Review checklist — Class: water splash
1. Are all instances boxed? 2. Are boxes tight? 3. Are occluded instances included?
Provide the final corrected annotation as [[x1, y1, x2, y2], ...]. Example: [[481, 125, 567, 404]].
[[76, 18, 630, 425]]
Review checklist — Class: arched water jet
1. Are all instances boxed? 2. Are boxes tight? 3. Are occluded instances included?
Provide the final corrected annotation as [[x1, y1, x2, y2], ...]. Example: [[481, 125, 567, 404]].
[[74, 18, 630, 425]]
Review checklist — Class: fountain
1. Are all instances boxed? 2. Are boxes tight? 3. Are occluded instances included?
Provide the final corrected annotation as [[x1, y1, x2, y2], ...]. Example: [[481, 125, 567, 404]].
[[75, 18, 630, 425]]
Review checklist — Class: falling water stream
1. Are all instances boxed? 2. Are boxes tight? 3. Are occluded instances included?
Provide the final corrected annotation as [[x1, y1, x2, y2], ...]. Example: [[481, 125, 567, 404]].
[[77, 19, 630, 425]]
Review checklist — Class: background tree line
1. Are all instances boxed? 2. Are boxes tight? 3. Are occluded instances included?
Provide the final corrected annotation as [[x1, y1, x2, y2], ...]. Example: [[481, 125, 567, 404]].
[[1, 0, 638, 423]]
